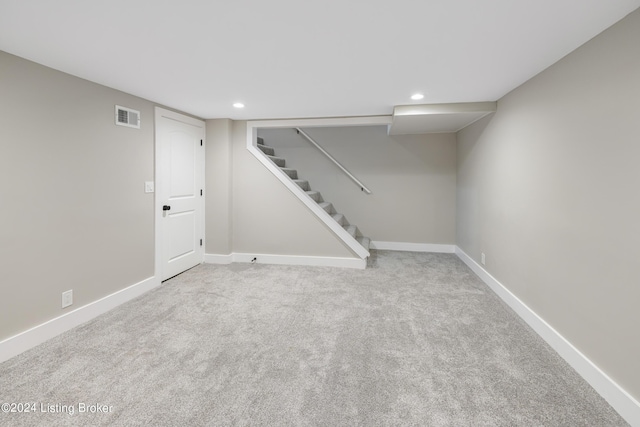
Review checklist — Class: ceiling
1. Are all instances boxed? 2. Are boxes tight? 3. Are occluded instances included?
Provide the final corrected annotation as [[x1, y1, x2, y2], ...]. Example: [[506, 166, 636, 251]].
[[1, 0, 639, 121]]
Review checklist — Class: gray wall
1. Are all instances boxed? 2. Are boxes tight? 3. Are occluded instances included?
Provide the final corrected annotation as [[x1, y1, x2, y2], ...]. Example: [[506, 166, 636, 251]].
[[257, 126, 457, 245], [205, 119, 233, 254], [456, 8, 640, 401], [0, 51, 156, 341], [205, 120, 356, 258]]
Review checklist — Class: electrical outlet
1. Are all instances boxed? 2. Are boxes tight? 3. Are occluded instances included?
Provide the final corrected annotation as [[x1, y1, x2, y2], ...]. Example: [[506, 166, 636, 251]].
[[62, 290, 73, 309], [144, 181, 154, 193], [481, 253, 486, 265]]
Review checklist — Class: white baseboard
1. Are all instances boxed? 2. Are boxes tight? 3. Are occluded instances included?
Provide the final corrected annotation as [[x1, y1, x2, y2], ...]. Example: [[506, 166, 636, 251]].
[[0, 276, 160, 364], [370, 241, 455, 253], [203, 253, 234, 264], [455, 246, 640, 426], [205, 252, 366, 269]]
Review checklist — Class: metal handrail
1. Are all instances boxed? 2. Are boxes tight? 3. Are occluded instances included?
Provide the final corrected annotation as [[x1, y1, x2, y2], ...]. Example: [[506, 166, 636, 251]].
[[295, 128, 372, 194]]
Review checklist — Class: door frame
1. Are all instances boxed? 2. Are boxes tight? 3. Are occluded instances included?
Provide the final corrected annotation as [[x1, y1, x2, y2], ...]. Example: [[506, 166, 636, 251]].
[[154, 107, 206, 281]]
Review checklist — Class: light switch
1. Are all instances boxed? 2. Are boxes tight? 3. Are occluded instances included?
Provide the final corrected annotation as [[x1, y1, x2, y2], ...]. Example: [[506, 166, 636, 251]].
[[145, 181, 154, 193]]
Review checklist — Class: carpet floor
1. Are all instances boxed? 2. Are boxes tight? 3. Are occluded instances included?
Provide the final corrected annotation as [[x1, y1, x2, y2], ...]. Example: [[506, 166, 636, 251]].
[[0, 251, 627, 426]]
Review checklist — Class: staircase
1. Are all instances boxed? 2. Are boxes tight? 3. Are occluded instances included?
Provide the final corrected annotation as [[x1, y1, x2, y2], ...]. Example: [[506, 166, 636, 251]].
[[256, 136, 371, 254]]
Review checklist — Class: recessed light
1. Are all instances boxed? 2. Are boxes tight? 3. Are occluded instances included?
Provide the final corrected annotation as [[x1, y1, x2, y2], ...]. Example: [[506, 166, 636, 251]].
[[233, 102, 245, 108], [411, 93, 424, 100]]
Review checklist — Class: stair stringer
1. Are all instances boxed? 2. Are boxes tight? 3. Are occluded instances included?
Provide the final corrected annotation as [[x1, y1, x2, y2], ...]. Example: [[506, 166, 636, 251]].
[[245, 126, 370, 260]]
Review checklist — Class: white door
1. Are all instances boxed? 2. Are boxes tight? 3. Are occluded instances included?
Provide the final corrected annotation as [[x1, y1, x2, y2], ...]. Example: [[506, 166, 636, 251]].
[[155, 108, 205, 281]]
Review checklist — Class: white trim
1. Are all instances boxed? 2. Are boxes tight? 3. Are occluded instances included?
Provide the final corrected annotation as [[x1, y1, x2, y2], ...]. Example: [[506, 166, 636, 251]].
[[204, 252, 366, 269], [246, 122, 370, 259], [370, 241, 455, 253], [0, 276, 159, 364], [203, 254, 234, 264], [154, 108, 205, 128], [455, 246, 640, 426], [249, 115, 392, 129]]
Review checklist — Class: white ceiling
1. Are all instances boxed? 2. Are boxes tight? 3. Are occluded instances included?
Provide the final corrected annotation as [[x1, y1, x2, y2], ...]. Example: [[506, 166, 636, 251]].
[[1, 0, 639, 121]]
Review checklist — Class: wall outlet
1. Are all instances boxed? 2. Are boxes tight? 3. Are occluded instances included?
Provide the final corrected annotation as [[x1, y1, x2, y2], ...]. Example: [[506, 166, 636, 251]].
[[481, 253, 486, 265], [62, 290, 73, 309], [144, 181, 154, 193]]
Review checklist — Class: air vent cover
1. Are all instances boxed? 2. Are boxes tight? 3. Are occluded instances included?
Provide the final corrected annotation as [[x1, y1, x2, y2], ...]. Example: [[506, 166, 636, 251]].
[[115, 105, 140, 129]]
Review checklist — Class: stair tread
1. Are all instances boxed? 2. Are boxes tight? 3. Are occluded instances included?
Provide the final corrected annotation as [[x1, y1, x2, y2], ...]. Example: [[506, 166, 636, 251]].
[[267, 155, 286, 167], [280, 167, 298, 179], [344, 224, 357, 238], [318, 202, 333, 213], [357, 236, 371, 250], [332, 213, 346, 225], [293, 179, 309, 190], [257, 144, 275, 155], [306, 190, 321, 202]]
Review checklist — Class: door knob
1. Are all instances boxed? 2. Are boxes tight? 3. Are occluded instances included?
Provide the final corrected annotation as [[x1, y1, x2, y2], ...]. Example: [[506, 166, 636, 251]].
[[163, 205, 171, 211]]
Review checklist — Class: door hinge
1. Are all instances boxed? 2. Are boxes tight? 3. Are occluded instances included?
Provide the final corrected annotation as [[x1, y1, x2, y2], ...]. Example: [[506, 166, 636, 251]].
[[200, 239, 203, 246], [200, 189, 203, 196], [200, 139, 203, 146]]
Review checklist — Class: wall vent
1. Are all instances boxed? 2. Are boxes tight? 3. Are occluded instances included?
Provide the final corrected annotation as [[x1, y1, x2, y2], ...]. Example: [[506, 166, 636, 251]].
[[115, 105, 140, 129]]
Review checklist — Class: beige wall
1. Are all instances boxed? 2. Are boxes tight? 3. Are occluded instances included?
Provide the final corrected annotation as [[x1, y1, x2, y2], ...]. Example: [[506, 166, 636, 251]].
[[456, 8, 640, 401], [205, 119, 233, 254], [258, 126, 457, 244], [0, 51, 156, 341]]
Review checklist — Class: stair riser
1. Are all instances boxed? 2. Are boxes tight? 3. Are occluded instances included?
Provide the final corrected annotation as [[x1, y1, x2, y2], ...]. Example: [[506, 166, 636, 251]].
[[281, 168, 298, 179], [258, 145, 275, 156], [269, 156, 286, 167], [307, 192, 321, 202], [344, 225, 357, 238], [319, 202, 334, 214], [294, 180, 310, 191], [357, 237, 371, 250]]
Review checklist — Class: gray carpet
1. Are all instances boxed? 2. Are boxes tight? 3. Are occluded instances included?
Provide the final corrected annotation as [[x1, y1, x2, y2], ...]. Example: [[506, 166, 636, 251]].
[[0, 251, 627, 426]]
